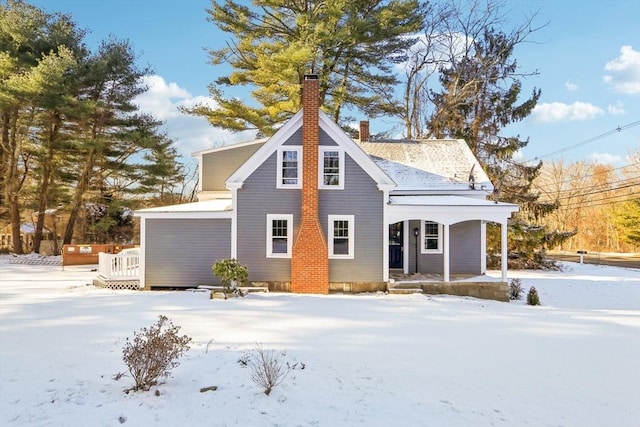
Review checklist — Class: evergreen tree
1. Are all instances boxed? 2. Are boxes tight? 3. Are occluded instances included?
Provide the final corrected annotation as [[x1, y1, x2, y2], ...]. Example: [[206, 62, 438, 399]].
[[427, 28, 569, 268], [186, 0, 426, 135]]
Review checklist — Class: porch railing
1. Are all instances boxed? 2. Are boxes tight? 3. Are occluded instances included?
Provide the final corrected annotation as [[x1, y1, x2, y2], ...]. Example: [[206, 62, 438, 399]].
[[98, 249, 140, 280]]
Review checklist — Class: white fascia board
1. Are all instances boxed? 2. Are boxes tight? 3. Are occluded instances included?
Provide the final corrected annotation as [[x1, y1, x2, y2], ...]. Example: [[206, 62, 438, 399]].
[[226, 111, 303, 189], [386, 204, 519, 225], [318, 111, 396, 190]]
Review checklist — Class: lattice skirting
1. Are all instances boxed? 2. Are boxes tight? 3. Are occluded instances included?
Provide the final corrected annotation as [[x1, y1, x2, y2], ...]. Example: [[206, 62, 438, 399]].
[[93, 276, 140, 290]]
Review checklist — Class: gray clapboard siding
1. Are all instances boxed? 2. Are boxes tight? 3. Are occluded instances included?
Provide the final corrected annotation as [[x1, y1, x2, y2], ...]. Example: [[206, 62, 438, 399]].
[[236, 152, 300, 281], [450, 220, 481, 274], [145, 218, 231, 287], [408, 220, 481, 274], [202, 143, 264, 191], [319, 156, 384, 282]]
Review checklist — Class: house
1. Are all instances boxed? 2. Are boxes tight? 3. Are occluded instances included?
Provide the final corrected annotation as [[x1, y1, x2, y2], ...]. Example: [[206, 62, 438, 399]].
[[135, 75, 518, 298], [0, 223, 57, 255]]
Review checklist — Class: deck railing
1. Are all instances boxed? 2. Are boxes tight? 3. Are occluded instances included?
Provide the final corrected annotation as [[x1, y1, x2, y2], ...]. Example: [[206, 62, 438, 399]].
[[98, 249, 140, 280]]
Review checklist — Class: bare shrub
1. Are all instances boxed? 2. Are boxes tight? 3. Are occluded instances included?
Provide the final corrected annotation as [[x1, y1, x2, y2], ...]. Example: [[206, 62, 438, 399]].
[[122, 315, 192, 392], [249, 343, 288, 395]]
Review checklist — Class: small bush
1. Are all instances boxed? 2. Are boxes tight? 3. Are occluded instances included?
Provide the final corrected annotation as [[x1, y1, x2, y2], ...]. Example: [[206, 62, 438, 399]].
[[212, 258, 249, 296], [249, 343, 288, 396], [527, 286, 541, 306], [122, 315, 192, 392], [509, 278, 524, 300]]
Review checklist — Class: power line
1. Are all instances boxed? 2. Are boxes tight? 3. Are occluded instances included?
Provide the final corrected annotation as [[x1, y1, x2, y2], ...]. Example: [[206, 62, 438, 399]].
[[535, 161, 639, 191], [528, 120, 640, 163], [536, 176, 640, 198]]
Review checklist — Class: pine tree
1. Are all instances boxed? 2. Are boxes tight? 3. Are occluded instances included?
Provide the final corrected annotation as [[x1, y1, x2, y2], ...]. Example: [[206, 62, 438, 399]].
[[186, 0, 426, 135], [427, 28, 570, 268]]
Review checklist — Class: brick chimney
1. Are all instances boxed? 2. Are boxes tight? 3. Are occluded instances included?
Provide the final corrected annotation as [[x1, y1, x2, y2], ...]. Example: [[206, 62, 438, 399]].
[[291, 74, 329, 294], [359, 121, 370, 142]]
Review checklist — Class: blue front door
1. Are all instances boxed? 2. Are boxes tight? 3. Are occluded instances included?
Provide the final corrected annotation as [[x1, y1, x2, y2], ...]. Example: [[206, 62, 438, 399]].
[[389, 222, 403, 269]]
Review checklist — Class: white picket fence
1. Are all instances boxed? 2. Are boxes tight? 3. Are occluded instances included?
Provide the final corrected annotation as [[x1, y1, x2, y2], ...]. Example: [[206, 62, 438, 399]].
[[98, 248, 140, 280]]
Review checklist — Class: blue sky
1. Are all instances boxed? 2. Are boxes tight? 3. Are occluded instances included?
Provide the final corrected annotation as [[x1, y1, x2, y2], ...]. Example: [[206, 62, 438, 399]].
[[31, 0, 640, 168]]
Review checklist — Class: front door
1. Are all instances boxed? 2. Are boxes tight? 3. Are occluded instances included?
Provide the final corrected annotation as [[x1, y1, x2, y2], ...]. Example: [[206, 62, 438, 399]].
[[389, 222, 403, 269]]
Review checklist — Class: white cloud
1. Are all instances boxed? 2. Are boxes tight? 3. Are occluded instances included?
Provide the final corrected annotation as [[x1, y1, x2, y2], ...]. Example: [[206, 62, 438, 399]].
[[134, 75, 256, 159], [602, 45, 640, 94], [588, 152, 623, 165], [607, 101, 626, 115], [565, 80, 579, 91], [532, 102, 604, 123]]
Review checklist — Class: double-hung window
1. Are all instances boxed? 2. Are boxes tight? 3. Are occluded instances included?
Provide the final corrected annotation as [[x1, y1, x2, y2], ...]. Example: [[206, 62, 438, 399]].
[[421, 220, 443, 254], [319, 147, 344, 189], [266, 214, 293, 258], [328, 215, 354, 259], [277, 147, 302, 189]]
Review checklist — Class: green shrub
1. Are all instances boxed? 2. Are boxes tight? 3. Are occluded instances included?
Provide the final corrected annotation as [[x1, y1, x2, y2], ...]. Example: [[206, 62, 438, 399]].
[[509, 278, 524, 300], [122, 315, 192, 392], [527, 286, 541, 306], [212, 258, 249, 296]]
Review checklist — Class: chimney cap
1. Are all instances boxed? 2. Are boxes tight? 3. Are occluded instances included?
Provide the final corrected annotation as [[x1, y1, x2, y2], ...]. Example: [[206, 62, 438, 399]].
[[304, 74, 319, 80]]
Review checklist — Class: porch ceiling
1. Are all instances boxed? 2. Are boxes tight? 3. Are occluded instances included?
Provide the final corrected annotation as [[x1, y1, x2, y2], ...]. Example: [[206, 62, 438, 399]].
[[387, 195, 519, 225]]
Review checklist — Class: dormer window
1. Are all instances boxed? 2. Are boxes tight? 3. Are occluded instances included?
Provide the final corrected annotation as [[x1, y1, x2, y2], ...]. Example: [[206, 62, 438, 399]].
[[319, 147, 344, 189], [277, 147, 302, 189]]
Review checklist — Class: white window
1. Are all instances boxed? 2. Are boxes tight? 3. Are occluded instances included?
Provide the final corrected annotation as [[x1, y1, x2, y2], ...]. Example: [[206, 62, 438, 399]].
[[277, 147, 302, 189], [319, 147, 344, 189], [328, 215, 354, 259], [266, 214, 293, 258], [421, 220, 443, 254]]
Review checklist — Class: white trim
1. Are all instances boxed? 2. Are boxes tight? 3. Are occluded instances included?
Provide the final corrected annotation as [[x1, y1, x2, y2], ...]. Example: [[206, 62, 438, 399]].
[[224, 109, 396, 192], [318, 147, 344, 189], [382, 189, 390, 282], [420, 220, 443, 254], [277, 146, 303, 189], [481, 221, 487, 274], [226, 111, 303, 188], [403, 220, 410, 275], [328, 215, 355, 259], [139, 217, 146, 289], [231, 188, 238, 259], [443, 223, 450, 282], [318, 111, 396, 190], [266, 214, 293, 258]]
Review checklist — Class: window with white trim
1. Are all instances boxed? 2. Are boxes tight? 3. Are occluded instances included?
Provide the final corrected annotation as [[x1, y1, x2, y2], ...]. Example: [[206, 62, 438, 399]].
[[277, 147, 302, 188], [319, 147, 344, 189], [328, 215, 354, 258], [421, 220, 443, 254], [266, 214, 293, 258]]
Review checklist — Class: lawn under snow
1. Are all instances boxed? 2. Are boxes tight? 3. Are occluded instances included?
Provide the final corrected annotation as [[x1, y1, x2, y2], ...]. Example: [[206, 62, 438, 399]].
[[0, 256, 638, 427]]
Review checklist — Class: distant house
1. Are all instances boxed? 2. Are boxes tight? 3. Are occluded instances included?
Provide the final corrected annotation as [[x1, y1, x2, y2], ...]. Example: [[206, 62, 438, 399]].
[[0, 223, 56, 255], [135, 75, 518, 296]]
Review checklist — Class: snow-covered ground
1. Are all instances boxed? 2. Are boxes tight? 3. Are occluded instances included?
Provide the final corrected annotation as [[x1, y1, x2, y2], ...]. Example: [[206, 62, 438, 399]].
[[1, 255, 638, 427]]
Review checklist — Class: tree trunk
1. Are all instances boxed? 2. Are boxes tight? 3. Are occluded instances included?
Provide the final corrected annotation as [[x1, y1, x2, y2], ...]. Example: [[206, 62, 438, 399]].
[[63, 148, 95, 244], [33, 112, 60, 253]]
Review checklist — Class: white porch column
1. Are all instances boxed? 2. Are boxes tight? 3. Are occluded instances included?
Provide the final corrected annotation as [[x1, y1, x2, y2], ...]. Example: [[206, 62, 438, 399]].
[[443, 223, 450, 282], [139, 217, 146, 289], [501, 221, 508, 282]]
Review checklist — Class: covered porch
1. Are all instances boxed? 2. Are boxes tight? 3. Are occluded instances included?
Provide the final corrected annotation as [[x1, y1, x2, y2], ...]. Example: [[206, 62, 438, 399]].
[[383, 195, 519, 287]]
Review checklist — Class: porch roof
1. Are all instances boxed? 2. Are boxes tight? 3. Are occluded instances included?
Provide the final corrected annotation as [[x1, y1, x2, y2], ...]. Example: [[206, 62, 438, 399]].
[[387, 195, 519, 225]]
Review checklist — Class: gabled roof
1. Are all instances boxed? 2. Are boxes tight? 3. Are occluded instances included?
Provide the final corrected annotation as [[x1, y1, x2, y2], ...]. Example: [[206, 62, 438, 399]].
[[357, 139, 493, 193], [225, 110, 396, 191]]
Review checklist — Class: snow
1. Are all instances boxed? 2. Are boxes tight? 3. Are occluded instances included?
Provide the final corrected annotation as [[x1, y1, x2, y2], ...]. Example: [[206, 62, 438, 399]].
[[1, 256, 638, 426]]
